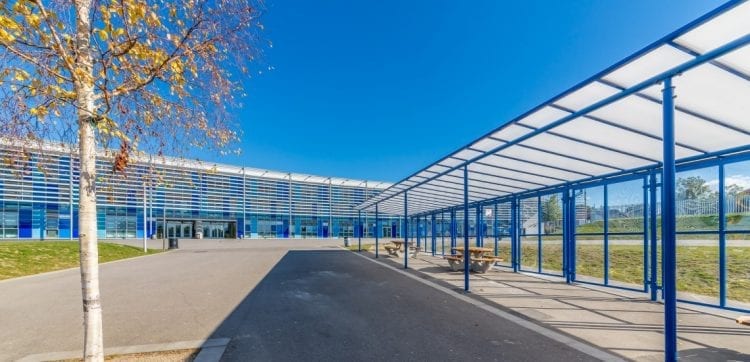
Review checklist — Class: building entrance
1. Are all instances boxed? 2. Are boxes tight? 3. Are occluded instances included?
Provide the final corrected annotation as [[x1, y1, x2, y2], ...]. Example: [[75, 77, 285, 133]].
[[167, 221, 193, 238]]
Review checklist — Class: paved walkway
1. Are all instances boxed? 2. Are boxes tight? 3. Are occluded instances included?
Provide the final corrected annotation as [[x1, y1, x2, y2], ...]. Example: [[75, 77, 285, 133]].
[[1, 238, 609, 361], [367, 251, 750, 361], [0, 239, 339, 361]]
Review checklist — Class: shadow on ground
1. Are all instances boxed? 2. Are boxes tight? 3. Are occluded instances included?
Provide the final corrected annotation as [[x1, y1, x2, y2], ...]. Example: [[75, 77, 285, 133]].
[[203, 250, 605, 362]]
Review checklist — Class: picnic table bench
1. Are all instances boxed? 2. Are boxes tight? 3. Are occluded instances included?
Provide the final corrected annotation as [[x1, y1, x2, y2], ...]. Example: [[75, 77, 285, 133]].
[[445, 247, 502, 273], [384, 240, 420, 258]]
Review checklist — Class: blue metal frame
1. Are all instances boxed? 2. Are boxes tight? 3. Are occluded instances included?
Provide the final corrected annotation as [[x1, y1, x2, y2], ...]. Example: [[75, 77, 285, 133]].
[[357, 210, 362, 252], [476, 204, 482, 247], [375, 203, 379, 258], [431, 213, 437, 256], [511, 197, 519, 272], [450, 208, 457, 254], [464, 165, 470, 292], [603, 184, 609, 285], [719, 164, 727, 307], [404, 192, 409, 269], [493, 203, 499, 257], [662, 77, 677, 362], [649, 172, 658, 301]]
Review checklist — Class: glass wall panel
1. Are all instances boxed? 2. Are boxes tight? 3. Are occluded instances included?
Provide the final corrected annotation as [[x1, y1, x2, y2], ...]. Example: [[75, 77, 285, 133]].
[[676, 167, 719, 232], [496, 202, 512, 267], [607, 178, 646, 289], [724, 161, 750, 231], [727, 233, 750, 307], [576, 186, 604, 282], [541, 193, 563, 275], [676, 234, 719, 305]]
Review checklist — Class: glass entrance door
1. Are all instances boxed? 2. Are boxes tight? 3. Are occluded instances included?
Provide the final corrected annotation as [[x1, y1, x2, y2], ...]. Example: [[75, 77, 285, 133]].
[[167, 221, 194, 238]]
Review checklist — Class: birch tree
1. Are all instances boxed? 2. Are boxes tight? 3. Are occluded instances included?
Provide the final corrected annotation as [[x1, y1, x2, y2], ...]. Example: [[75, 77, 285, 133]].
[[0, 0, 262, 359]]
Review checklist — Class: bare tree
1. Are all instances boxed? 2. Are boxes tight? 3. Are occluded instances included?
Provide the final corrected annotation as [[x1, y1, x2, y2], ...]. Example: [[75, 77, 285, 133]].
[[0, 0, 262, 359]]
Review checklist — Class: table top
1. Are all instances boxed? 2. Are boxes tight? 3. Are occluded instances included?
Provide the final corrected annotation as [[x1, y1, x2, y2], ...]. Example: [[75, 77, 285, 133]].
[[452, 246, 493, 253]]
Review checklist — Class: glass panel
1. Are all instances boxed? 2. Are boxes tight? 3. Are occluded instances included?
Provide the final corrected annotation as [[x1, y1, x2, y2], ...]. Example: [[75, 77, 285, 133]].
[[724, 161, 750, 231], [520, 197, 538, 235], [541, 193, 563, 235], [726, 233, 750, 306], [608, 234, 645, 289], [676, 233, 719, 305], [676, 167, 719, 232], [608, 179, 645, 233], [576, 236, 604, 283], [576, 186, 604, 234], [541, 236, 563, 275], [495, 202, 512, 267], [520, 235, 538, 271]]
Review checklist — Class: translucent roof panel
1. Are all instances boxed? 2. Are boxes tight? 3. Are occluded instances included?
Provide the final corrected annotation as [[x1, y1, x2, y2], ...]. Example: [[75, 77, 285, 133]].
[[358, 2, 750, 215]]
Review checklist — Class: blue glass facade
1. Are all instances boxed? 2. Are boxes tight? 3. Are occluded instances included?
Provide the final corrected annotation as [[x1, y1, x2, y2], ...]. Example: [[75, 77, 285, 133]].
[[0, 145, 400, 240]]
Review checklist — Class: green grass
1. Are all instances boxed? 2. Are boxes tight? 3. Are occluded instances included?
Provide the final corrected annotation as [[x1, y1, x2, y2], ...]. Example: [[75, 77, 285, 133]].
[[0, 241, 162, 280], [353, 241, 750, 303]]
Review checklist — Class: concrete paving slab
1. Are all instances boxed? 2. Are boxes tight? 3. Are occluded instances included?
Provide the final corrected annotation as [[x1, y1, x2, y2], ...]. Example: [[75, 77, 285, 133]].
[[363, 250, 750, 361]]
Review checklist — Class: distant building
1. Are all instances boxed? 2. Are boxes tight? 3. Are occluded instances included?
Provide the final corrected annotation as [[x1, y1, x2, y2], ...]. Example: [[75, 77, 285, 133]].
[[0, 143, 401, 240]]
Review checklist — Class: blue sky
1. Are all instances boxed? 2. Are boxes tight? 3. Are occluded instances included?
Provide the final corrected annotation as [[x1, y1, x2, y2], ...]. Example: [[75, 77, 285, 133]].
[[211, 0, 722, 182]]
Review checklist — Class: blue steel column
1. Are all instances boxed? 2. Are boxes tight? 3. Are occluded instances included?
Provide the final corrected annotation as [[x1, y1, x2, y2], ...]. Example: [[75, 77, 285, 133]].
[[431, 214, 437, 257], [570, 192, 577, 282], [662, 77, 677, 361], [604, 185, 609, 285], [476, 204, 482, 247], [494, 203, 499, 257], [358, 210, 362, 252], [649, 172, 658, 301], [563, 190, 570, 283], [537, 196, 542, 273], [404, 192, 409, 269], [441, 213, 445, 255], [450, 209, 457, 254], [375, 204, 379, 259], [643, 176, 649, 293], [719, 164, 727, 307], [463, 165, 470, 292], [511, 197, 518, 272]]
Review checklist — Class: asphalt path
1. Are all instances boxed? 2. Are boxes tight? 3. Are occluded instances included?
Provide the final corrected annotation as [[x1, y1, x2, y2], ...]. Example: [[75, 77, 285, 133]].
[[212, 249, 602, 361], [0, 239, 604, 361]]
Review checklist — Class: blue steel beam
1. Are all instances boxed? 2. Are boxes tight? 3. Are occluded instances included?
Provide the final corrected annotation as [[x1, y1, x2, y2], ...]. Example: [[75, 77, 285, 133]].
[[662, 78, 677, 361]]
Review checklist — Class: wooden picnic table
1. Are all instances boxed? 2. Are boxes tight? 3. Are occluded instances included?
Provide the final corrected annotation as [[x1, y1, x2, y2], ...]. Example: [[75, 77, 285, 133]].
[[447, 247, 501, 273], [452, 246, 494, 258]]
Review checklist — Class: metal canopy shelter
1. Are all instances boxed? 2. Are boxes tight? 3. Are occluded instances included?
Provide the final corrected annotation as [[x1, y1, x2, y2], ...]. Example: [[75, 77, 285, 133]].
[[356, 2, 750, 360]]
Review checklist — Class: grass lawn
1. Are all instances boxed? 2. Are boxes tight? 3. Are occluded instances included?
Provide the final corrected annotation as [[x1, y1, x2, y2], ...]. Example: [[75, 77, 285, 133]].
[[353, 241, 750, 303], [0, 241, 162, 280]]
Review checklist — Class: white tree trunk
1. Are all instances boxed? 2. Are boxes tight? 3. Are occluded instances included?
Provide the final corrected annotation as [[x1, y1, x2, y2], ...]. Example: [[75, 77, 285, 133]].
[[75, 0, 104, 360]]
